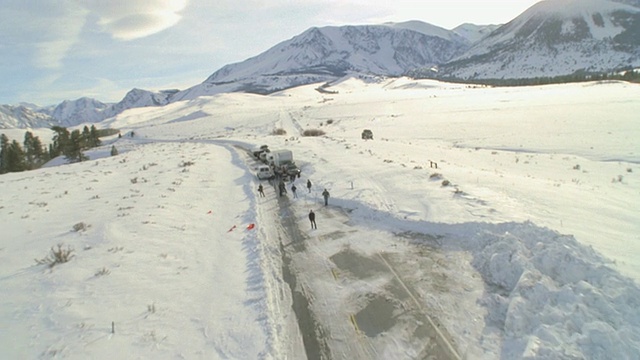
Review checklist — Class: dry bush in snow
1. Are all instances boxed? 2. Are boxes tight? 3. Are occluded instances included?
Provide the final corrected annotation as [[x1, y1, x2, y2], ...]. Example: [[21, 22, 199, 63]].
[[73, 222, 88, 232], [303, 129, 325, 137], [35, 244, 75, 268]]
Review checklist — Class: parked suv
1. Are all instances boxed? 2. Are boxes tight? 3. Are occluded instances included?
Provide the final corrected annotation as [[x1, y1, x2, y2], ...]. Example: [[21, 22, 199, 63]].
[[256, 165, 274, 180]]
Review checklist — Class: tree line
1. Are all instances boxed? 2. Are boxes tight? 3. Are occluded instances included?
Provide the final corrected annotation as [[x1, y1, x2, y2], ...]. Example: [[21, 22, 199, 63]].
[[408, 68, 640, 87], [0, 125, 105, 174]]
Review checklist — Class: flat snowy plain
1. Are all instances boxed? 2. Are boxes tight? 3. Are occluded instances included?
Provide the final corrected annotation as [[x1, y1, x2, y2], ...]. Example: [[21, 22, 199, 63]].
[[1, 78, 639, 359]]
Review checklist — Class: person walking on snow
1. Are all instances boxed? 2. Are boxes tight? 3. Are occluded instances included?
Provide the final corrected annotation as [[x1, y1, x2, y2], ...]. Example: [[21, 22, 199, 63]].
[[307, 179, 312, 193], [308, 210, 317, 229], [258, 184, 265, 197], [322, 188, 330, 206], [291, 184, 298, 198]]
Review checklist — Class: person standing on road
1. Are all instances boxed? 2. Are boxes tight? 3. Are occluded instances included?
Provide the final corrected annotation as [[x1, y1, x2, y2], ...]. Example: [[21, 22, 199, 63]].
[[258, 184, 265, 197], [307, 179, 312, 193], [291, 183, 298, 198], [308, 210, 317, 229], [279, 180, 287, 197], [322, 188, 330, 206]]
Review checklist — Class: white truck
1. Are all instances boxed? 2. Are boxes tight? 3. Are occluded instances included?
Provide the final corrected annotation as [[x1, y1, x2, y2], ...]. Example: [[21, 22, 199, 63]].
[[267, 149, 293, 168], [267, 150, 300, 178]]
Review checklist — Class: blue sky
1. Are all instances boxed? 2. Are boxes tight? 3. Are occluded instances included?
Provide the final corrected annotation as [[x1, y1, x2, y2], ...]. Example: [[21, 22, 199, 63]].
[[0, 0, 541, 106]]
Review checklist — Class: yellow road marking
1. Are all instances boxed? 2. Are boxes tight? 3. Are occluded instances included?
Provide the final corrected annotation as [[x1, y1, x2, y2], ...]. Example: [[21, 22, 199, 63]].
[[331, 268, 339, 280], [349, 314, 360, 334]]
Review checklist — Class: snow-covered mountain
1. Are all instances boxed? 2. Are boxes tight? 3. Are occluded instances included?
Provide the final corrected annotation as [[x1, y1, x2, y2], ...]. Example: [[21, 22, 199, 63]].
[[452, 23, 502, 44], [0, 105, 55, 129], [49, 97, 110, 126], [4, 1, 640, 128], [0, 89, 180, 129], [52, 89, 179, 126], [437, 0, 640, 79], [383, 21, 471, 44], [172, 24, 469, 101], [104, 88, 179, 118]]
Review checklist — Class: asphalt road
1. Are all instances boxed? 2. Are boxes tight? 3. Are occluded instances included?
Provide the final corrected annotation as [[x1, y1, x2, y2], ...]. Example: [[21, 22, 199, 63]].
[[275, 194, 461, 360]]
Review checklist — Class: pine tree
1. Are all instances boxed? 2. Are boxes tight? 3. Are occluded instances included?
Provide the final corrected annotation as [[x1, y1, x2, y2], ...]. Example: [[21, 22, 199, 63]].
[[89, 125, 101, 148], [23, 131, 34, 169], [51, 126, 70, 158], [0, 134, 9, 174], [110, 145, 119, 156], [65, 129, 87, 162], [33, 135, 47, 164], [22, 131, 46, 169], [81, 126, 91, 149], [6, 140, 26, 172]]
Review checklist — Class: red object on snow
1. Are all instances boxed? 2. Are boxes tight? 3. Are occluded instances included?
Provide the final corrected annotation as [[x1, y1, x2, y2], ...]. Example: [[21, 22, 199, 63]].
[[207, 210, 212, 214], [247, 223, 255, 230]]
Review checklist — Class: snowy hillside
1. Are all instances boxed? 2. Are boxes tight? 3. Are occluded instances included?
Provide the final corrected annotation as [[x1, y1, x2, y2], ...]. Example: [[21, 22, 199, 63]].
[[439, 0, 640, 79], [2, 78, 639, 359]]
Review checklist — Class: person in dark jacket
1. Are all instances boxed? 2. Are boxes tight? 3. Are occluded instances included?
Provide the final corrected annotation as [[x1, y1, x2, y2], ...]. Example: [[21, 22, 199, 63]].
[[258, 184, 265, 197], [322, 189, 330, 206], [306, 179, 312, 193], [291, 184, 298, 198], [279, 180, 287, 197], [308, 210, 317, 229]]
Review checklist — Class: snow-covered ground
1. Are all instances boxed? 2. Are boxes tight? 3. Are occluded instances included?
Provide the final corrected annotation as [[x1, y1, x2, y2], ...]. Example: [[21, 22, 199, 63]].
[[1, 78, 639, 359]]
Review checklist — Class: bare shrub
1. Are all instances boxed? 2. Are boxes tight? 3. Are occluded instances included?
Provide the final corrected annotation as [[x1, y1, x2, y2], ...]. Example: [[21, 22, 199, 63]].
[[179, 161, 195, 167], [273, 128, 287, 135], [429, 173, 442, 180], [302, 129, 326, 137], [35, 244, 75, 268], [95, 267, 111, 277], [326, 119, 334, 125], [441, 180, 451, 187]]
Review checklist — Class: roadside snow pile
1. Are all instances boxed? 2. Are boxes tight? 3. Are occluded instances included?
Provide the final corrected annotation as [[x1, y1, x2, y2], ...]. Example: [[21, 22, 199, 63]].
[[452, 222, 640, 358]]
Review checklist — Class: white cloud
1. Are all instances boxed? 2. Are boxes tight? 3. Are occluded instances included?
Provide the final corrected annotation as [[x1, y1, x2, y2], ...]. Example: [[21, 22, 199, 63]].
[[0, 1, 88, 69], [86, 0, 188, 40]]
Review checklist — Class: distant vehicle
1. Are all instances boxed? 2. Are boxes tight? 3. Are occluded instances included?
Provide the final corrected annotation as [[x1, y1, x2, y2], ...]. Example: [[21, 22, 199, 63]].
[[362, 129, 373, 140], [259, 150, 270, 163], [256, 165, 274, 180], [284, 162, 301, 177], [252, 145, 269, 159]]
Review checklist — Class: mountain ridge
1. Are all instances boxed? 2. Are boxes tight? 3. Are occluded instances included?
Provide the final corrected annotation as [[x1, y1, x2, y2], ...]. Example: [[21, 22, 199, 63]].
[[433, 0, 640, 79], [3, 0, 640, 129]]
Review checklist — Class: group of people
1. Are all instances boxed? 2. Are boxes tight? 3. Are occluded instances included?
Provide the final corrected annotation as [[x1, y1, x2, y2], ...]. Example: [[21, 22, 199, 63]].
[[257, 178, 331, 229]]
